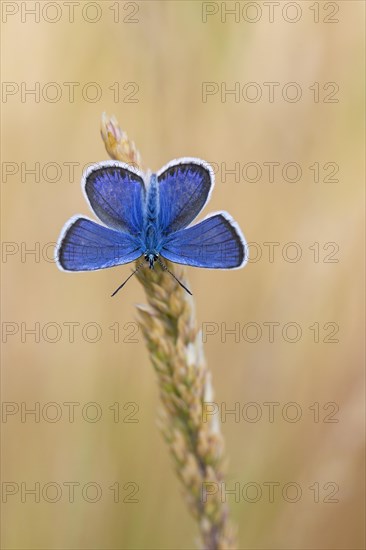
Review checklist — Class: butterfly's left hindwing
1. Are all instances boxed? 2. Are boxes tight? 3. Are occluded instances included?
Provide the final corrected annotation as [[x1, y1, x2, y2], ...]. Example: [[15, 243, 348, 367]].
[[157, 158, 214, 234]]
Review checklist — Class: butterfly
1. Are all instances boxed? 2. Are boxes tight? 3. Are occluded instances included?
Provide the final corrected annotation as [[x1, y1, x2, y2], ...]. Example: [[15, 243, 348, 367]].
[[56, 158, 248, 296]]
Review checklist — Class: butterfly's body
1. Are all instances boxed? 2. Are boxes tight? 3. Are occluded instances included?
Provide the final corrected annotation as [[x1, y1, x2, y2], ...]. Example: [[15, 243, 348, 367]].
[[57, 158, 248, 293], [142, 173, 161, 268]]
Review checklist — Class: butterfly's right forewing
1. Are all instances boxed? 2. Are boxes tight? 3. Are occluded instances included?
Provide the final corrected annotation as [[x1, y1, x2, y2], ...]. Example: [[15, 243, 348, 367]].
[[57, 217, 143, 271]]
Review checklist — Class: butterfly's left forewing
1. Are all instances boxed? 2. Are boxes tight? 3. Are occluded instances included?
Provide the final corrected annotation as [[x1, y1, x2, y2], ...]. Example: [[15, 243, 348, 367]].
[[161, 212, 247, 269]]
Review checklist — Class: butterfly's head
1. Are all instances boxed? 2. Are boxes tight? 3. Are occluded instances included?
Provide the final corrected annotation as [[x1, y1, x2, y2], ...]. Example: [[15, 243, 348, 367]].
[[144, 252, 159, 270]]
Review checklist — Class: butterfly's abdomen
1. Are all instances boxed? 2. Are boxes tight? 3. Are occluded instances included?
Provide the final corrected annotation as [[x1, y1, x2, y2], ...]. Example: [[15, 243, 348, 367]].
[[146, 174, 159, 222], [143, 174, 161, 253]]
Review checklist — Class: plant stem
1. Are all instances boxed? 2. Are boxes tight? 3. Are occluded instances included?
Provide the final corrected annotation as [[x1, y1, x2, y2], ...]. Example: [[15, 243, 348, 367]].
[[101, 113, 238, 550]]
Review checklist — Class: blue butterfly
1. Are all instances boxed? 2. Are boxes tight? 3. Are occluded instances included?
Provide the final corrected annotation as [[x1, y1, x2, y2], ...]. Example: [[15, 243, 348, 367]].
[[56, 158, 248, 295]]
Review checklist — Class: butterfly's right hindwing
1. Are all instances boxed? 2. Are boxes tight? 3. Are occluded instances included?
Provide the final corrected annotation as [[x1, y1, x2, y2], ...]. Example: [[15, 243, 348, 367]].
[[83, 161, 146, 235]]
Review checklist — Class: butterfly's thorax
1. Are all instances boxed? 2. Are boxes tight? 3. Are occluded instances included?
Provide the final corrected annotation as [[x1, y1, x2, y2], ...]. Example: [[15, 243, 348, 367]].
[[142, 173, 162, 257]]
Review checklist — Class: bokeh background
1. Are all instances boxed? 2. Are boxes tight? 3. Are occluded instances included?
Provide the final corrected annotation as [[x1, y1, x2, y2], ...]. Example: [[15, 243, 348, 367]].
[[1, 1, 365, 548]]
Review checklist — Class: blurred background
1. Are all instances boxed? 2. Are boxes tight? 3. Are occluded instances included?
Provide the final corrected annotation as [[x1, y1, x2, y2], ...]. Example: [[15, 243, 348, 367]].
[[1, 1, 365, 548]]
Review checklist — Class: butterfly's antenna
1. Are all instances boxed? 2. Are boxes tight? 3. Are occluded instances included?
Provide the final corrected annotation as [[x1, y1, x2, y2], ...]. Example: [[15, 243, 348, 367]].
[[111, 261, 145, 297], [157, 257, 192, 296]]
